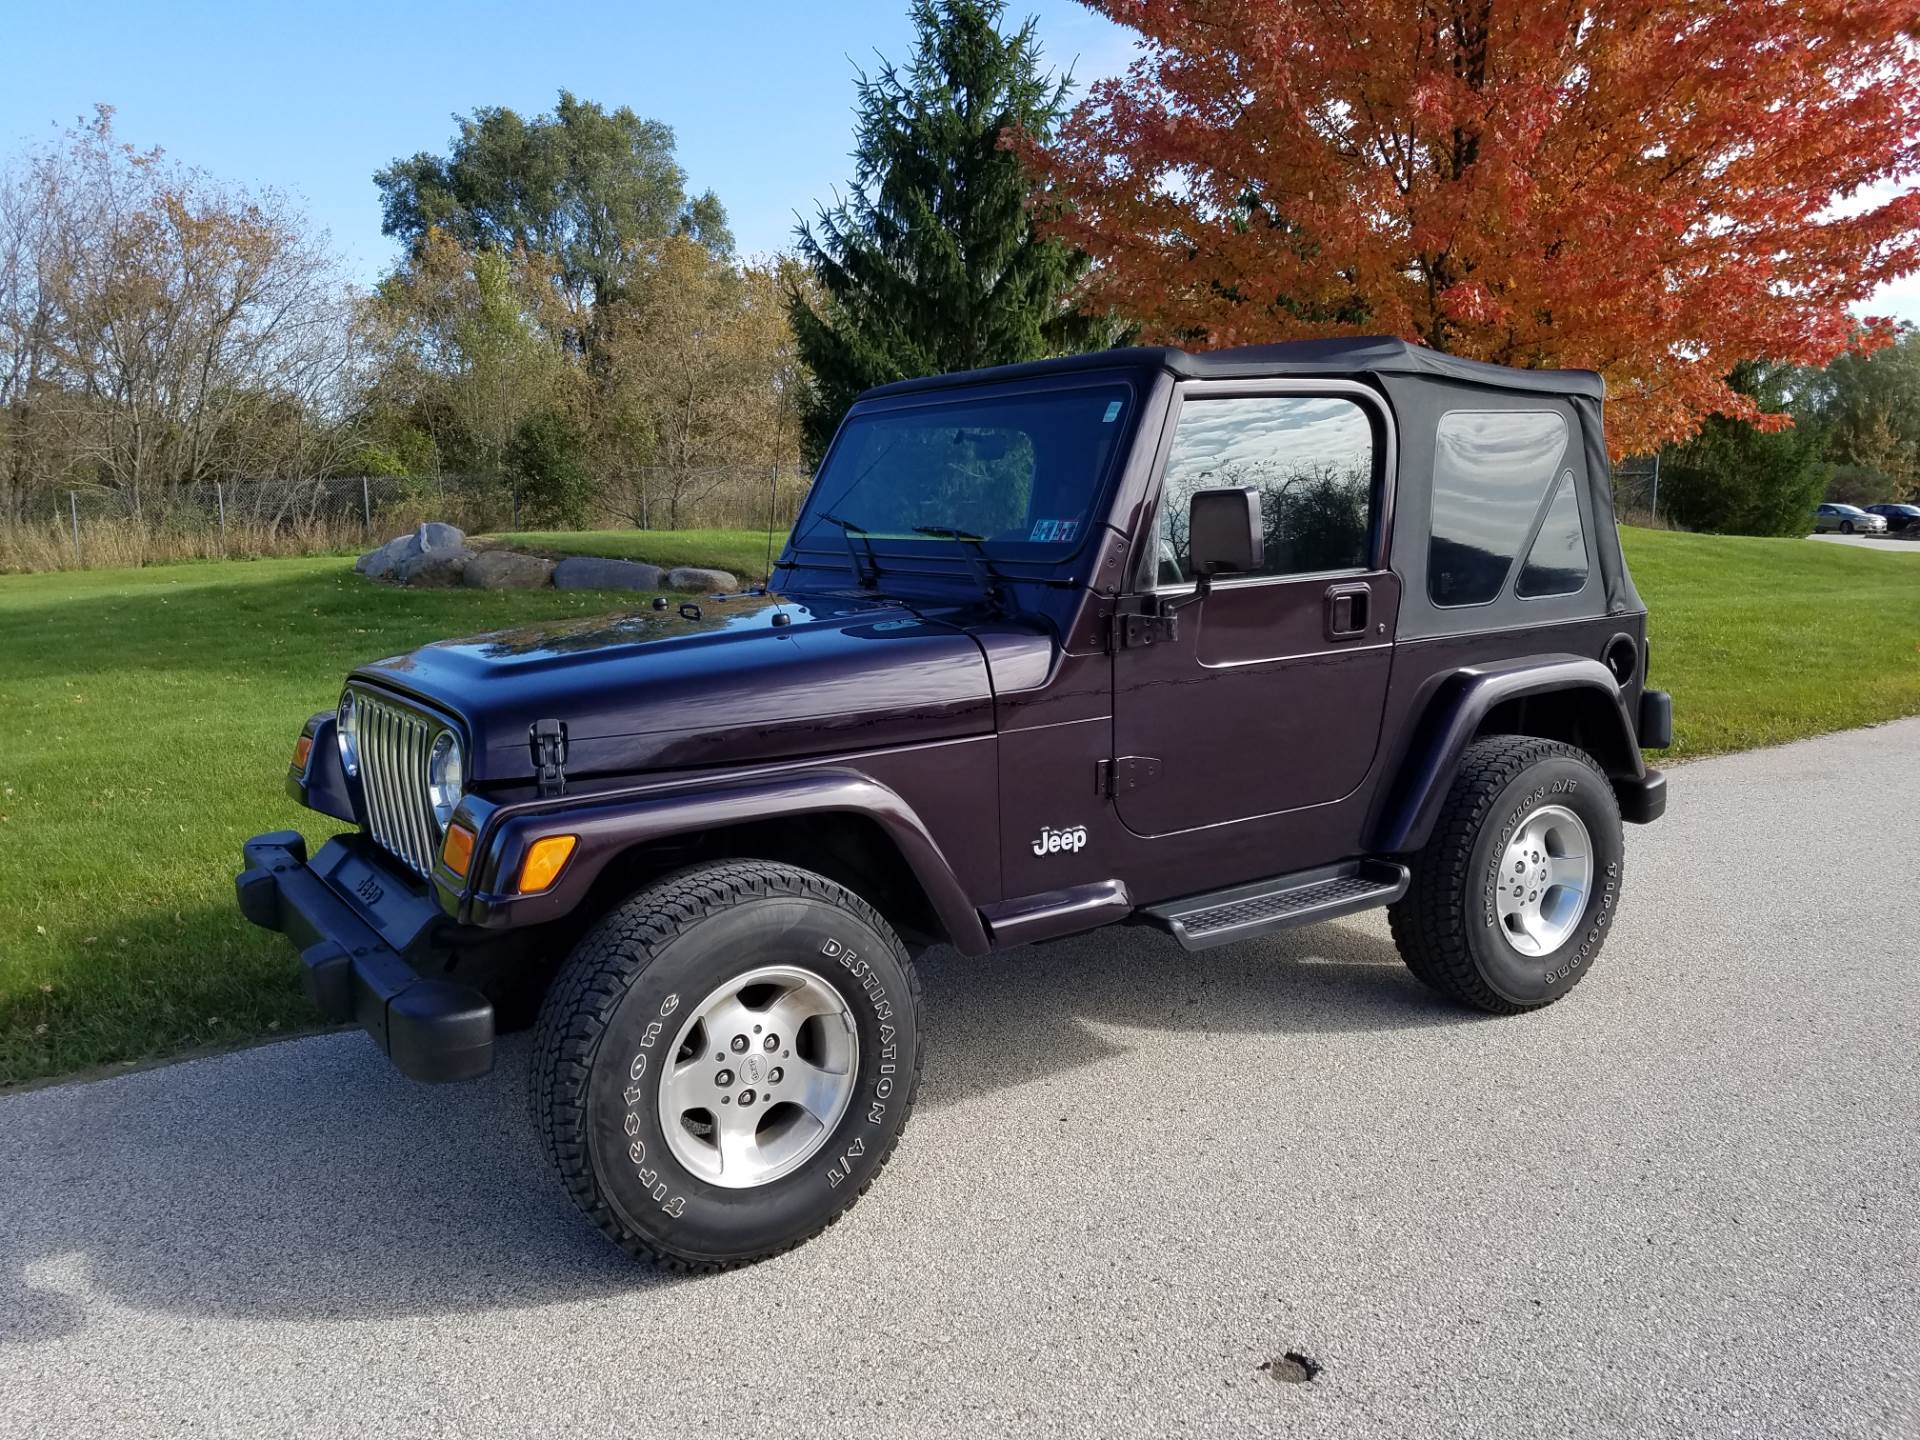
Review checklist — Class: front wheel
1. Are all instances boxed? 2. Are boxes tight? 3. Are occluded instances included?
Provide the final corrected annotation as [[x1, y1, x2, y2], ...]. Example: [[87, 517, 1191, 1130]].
[[1389, 735, 1625, 1014], [1841, 520, 1856, 534], [531, 860, 924, 1269]]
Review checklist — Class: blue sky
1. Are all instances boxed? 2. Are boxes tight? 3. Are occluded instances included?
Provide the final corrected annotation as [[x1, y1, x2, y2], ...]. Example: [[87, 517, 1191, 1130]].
[[5, 0, 1914, 323], [1, 0, 1136, 282]]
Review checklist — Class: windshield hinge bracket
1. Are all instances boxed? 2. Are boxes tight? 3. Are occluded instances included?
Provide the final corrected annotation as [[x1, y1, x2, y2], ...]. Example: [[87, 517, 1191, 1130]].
[[1105, 602, 1180, 651], [531, 719, 569, 799]]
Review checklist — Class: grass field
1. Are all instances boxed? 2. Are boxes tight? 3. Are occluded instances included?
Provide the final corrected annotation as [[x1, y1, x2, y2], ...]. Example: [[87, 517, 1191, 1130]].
[[2, 528, 1917, 1088], [0, 540, 755, 1088], [1622, 530, 1920, 758]]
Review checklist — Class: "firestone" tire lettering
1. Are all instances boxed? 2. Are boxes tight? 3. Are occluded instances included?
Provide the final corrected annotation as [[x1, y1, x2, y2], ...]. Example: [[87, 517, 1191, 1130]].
[[624, 992, 691, 1222], [1545, 860, 1617, 984]]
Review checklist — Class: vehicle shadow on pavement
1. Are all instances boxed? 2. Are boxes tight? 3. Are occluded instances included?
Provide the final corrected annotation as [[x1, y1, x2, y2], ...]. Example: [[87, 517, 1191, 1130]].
[[916, 916, 1466, 1109], [0, 918, 1467, 1339]]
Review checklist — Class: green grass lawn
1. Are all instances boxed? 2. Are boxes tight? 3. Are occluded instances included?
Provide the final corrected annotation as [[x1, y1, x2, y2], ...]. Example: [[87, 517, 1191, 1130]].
[[0, 551, 740, 1088], [2, 528, 1916, 1088], [1624, 529, 1920, 758], [482, 528, 779, 582]]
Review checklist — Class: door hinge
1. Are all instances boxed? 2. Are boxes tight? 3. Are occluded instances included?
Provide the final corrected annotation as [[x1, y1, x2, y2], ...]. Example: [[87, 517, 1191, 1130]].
[[1102, 604, 1180, 651], [531, 718, 569, 798], [1097, 755, 1163, 797]]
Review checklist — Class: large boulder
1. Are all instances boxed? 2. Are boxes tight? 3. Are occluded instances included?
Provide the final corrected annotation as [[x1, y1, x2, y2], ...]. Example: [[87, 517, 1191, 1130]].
[[394, 544, 474, 587], [553, 556, 665, 591], [462, 549, 557, 590], [667, 566, 739, 593], [414, 521, 465, 552], [354, 534, 413, 581], [356, 522, 469, 584]]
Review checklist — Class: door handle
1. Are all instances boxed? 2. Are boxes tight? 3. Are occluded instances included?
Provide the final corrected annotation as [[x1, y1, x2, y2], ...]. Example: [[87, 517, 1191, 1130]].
[[1324, 582, 1371, 640]]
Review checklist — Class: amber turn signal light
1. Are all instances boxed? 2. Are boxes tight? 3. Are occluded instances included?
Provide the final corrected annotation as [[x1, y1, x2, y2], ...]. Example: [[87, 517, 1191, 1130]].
[[291, 734, 313, 772], [517, 834, 577, 893], [441, 821, 477, 879]]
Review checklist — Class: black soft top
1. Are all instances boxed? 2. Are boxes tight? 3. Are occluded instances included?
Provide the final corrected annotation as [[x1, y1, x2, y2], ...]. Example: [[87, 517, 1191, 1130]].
[[858, 332, 1642, 634], [860, 335, 1604, 402]]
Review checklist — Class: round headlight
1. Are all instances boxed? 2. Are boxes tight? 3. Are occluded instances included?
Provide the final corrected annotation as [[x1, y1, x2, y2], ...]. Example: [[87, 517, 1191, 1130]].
[[336, 691, 359, 777], [428, 730, 464, 832]]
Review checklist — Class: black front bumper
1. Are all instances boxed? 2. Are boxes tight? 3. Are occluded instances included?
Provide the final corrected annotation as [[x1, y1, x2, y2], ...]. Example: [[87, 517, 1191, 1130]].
[[236, 831, 493, 1082]]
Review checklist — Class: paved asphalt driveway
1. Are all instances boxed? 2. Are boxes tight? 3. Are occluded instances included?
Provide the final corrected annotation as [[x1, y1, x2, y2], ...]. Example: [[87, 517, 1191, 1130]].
[[1808, 532, 1920, 553], [4, 721, 1916, 1439]]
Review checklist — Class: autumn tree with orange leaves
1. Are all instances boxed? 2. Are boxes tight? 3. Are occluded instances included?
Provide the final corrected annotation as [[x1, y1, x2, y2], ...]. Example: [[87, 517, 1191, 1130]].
[[1028, 2, 1920, 453]]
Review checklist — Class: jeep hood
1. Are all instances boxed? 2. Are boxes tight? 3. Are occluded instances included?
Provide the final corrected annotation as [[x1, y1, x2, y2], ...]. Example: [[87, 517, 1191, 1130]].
[[353, 590, 1022, 782]]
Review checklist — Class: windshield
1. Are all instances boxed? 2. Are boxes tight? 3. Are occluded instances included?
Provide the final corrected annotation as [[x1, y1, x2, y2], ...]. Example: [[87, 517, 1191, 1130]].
[[794, 383, 1133, 562]]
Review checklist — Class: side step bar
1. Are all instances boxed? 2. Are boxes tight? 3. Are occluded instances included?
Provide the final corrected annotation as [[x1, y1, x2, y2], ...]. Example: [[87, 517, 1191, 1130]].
[[1141, 859, 1410, 952]]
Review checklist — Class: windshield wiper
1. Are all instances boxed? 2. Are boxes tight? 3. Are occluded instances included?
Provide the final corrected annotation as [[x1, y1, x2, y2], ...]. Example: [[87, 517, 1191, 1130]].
[[815, 512, 879, 589], [913, 526, 1007, 613]]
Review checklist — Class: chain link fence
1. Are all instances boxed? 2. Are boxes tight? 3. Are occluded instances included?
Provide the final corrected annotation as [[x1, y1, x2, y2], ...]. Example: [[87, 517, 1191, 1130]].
[[0, 464, 814, 573], [1611, 456, 1663, 527]]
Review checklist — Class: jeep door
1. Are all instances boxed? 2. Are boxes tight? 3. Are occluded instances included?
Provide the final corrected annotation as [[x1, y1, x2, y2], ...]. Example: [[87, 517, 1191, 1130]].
[[1111, 380, 1399, 837]]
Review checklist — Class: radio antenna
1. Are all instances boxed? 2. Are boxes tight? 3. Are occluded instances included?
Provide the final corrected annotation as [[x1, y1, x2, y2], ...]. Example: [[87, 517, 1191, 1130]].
[[763, 460, 779, 591]]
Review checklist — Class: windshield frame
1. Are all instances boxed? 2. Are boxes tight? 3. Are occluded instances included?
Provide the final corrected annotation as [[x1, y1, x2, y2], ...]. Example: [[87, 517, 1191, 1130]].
[[785, 369, 1145, 581]]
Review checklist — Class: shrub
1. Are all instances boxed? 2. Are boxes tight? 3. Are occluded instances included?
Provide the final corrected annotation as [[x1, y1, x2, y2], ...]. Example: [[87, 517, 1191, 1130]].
[[507, 412, 593, 529], [1658, 364, 1829, 537]]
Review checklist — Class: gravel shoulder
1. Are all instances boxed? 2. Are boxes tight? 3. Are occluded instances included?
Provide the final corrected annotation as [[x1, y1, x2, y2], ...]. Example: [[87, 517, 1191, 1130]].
[[3, 720, 1916, 1439]]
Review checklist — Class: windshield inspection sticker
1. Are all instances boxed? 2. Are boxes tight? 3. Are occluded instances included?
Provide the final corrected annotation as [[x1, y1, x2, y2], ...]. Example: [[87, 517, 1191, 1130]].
[[1029, 518, 1080, 543], [1102, 400, 1123, 423]]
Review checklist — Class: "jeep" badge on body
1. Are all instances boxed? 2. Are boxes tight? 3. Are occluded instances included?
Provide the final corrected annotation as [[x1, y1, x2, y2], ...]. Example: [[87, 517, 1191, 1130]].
[[1032, 824, 1088, 856]]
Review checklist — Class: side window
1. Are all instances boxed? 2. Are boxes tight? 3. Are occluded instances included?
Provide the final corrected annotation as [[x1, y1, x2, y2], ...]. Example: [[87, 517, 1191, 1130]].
[[1428, 410, 1570, 606], [1151, 396, 1375, 585], [1515, 472, 1589, 598]]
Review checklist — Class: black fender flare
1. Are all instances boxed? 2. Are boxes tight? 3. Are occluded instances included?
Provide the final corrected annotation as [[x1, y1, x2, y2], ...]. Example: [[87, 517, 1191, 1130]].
[[287, 711, 357, 823], [450, 768, 993, 956], [1368, 655, 1644, 854]]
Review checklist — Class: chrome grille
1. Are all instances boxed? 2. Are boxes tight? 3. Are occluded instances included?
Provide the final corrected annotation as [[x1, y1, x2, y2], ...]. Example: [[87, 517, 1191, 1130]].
[[350, 686, 442, 877]]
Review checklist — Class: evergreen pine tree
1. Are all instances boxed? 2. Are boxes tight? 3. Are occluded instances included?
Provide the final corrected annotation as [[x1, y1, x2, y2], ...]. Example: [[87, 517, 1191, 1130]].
[[789, 0, 1113, 464]]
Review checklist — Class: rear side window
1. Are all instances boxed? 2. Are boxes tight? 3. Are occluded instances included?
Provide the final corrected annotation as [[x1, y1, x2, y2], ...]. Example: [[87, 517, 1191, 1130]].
[[1516, 472, 1589, 598], [1428, 410, 1570, 606]]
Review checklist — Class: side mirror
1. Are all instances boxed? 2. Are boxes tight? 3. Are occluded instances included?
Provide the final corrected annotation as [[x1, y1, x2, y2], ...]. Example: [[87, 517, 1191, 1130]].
[[1187, 486, 1264, 582]]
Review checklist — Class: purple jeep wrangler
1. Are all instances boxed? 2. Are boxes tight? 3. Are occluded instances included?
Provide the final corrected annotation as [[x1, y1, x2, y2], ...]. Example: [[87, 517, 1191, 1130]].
[[239, 337, 1670, 1268]]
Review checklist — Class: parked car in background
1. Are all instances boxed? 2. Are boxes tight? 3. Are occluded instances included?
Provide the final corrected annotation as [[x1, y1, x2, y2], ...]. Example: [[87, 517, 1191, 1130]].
[[1862, 503, 1920, 534], [1813, 504, 1888, 535]]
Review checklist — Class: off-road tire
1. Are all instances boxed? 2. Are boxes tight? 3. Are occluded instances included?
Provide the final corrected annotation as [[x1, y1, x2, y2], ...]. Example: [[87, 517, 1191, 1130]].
[[530, 860, 924, 1270], [1389, 735, 1624, 1014]]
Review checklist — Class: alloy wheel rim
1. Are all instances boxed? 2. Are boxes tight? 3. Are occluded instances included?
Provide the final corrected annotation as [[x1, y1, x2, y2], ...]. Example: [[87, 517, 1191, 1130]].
[[657, 964, 858, 1189], [1493, 803, 1593, 957]]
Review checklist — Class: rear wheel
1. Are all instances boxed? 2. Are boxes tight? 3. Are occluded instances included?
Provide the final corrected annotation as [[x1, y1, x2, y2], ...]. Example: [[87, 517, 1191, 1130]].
[[1389, 735, 1625, 1014], [531, 860, 923, 1269]]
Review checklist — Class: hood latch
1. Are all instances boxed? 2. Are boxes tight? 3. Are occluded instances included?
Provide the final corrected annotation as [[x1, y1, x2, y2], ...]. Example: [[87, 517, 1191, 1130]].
[[531, 719, 569, 798]]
